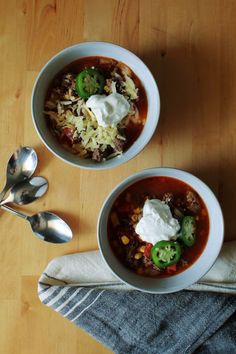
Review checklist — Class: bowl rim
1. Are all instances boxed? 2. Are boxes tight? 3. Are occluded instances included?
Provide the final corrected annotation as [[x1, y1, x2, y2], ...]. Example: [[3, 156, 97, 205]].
[[31, 41, 161, 170], [97, 167, 225, 293]]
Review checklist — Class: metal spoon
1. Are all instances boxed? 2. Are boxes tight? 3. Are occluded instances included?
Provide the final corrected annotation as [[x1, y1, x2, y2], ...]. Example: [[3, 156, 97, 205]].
[[0, 177, 48, 206], [1, 205, 73, 244], [0, 147, 38, 202]]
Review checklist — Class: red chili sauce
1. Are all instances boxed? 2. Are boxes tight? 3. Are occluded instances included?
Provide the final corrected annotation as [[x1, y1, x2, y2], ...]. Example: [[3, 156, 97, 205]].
[[107, 176, 209, 277]]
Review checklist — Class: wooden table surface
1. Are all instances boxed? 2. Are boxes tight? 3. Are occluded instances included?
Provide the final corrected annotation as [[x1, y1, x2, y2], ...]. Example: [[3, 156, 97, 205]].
[[1, 0, 236, 353]]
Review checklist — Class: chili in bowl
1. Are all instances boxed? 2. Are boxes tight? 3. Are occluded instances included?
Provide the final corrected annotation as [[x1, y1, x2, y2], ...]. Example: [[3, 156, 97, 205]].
[[97, 168, 224, 293], [31, 42, 160, 169]]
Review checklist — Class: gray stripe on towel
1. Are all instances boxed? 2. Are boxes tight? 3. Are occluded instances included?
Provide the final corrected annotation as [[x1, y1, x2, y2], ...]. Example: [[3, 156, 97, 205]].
[[65, 289, 102, 321], [48, 287, 81, 310], [58, 287, 92, 316], [41, 286, 65, 305]]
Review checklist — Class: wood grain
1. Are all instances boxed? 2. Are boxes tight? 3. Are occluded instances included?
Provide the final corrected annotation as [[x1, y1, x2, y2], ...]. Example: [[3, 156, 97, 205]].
[[1, 0, 236, 353]]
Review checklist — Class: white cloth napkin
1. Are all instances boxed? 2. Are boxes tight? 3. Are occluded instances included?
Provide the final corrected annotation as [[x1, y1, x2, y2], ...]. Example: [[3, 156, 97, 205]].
[[39, 241, 236, 294]]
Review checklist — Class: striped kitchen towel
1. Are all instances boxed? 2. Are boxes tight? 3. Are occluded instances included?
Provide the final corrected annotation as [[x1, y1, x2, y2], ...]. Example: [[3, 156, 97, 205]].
[[38, 242, 236, 353]]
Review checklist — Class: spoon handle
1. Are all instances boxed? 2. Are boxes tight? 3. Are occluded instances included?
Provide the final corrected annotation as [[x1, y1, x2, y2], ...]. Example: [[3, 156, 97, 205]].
[[0, 204, 28, 219], [0, 195, 12, 206], [0, 183, 11, 202]]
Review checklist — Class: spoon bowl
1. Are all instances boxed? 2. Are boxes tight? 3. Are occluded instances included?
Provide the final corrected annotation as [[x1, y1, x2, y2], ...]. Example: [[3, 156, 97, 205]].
[[1, 205, 73, 244], [28, 211, 73, 243], [0, 147, 38, 202], [0, 177, 48, 206]]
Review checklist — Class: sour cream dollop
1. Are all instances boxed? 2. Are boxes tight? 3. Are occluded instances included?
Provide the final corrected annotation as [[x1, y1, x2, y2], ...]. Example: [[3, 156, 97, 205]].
[[86, 93, 130, 127], [135, 199, 180, 244]]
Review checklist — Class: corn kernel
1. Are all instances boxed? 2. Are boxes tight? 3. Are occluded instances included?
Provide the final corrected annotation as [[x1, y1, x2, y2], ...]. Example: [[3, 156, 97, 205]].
[[131, 214, 138, 222], [134, 252, 142, 260], [139, 245, 146, 253], [121, 235, 130, 245]]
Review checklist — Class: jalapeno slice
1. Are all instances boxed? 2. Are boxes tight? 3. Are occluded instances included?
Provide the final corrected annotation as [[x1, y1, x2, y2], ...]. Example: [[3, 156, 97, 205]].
[[151, 241, 182, 269], [180, 216, 196, 247], [75, 68, 105, 99]]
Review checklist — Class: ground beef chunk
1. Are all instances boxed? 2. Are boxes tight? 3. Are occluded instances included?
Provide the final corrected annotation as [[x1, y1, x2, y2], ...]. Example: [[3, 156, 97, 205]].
[[173, 207, 184, 220], [61, 73, 76, 89], [114, 137, 126, 152], [60, 73, 77, 99], [162, 193, 184, 219], [92, 148, 104, 162], [143, 257, 161, 274], [143, 256, 153, 267], [162, 192, 174, 204], [186, 190, 200, 213], [115, 80, 123, 94]]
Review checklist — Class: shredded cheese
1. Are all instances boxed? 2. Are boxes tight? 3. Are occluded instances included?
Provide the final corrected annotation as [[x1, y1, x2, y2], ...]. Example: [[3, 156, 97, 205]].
[[45, 99, 119, 156], [123, 75, 138, 100]]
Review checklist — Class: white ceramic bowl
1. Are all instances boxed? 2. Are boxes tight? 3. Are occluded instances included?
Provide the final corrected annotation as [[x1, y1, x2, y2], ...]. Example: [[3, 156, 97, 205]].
[[97, 167, 224, 293], [31, 42, 160, 169]]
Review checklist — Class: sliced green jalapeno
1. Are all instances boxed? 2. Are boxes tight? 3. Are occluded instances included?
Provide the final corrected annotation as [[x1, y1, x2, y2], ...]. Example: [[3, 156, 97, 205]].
[[180, 216, 196, 247], [75, 68, 105, 99], [151, 240, 182, 269]]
